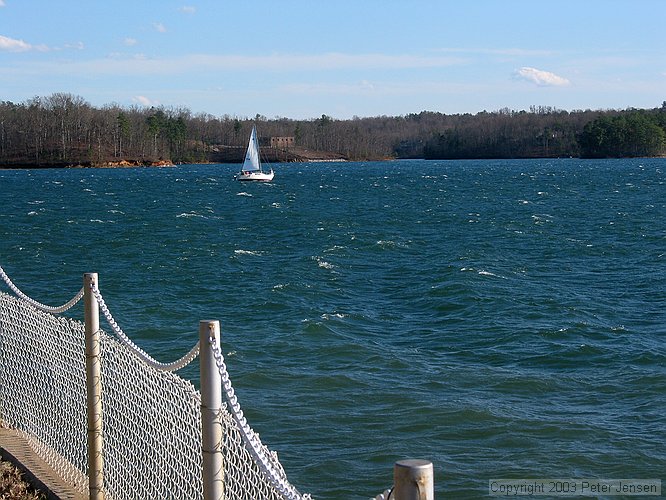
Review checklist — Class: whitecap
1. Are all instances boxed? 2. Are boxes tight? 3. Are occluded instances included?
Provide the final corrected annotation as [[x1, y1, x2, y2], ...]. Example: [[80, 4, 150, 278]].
[[532, 214, 553, 224], [176, 212, 205, 218], [237, 192, 253, 197], [377, 239, 409, 248], [322, 312, 346, 320], [313, 256, 334, 269], [234, 249, 263, 256], [324, 245, 346, 253], [27, 211, 38, 216]]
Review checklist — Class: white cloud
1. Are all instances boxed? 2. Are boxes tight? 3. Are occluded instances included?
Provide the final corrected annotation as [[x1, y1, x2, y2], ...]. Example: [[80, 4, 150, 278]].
[[124, 37, 137, 46], [153, 22, 167, 33], [179, 6, 196, 14], [0, 34, 52, 52], [515, 67, 570, 86], [133, 95, 157, 107], [0, 34, 33, 52], [0, 1, 5, 7]]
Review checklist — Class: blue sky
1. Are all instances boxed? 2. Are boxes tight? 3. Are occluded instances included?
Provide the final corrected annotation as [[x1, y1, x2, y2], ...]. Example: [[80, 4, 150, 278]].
[[1, 0, 665, 119]]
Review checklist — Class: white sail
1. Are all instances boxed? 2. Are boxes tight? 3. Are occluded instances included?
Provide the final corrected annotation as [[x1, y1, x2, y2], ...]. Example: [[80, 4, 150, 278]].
[[236, 125, 274, 181], [241, 126, 261, 172]]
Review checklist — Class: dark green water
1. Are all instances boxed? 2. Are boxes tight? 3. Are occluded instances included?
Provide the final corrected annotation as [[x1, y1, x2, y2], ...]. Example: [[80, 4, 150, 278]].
[[1, 159, 664, 499]]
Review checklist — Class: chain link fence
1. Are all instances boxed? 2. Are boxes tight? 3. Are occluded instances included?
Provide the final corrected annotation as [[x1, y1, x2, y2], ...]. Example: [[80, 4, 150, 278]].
[[0, 267, 310, 500]]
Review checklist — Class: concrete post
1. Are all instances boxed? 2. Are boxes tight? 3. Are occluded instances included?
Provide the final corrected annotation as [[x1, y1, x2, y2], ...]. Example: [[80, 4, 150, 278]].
[[393, 459, 434, 500], [200, 320, 224, 500], [84, 273, 104, 500]]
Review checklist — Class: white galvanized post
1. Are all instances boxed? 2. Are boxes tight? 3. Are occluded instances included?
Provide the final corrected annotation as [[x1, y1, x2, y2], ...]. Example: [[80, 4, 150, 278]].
[[393, 459, 434, 500], [84, 273, 104, 500], [200, 320, 224, 500]]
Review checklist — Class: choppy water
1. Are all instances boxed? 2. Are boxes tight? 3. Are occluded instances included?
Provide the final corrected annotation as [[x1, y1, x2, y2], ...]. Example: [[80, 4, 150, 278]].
[[1, 159, 665, 499]]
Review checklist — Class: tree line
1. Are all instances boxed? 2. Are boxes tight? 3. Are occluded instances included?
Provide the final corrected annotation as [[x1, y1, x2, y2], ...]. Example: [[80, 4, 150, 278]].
[[1, 93, 665, 167]]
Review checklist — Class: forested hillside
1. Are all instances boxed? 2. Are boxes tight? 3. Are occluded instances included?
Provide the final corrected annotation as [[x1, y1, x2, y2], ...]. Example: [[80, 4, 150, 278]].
[[1, 93, 665, 167]]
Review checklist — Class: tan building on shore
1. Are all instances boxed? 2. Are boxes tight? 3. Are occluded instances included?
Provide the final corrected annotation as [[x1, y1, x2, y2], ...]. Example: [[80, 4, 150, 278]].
[[270, 136, 295, 149]]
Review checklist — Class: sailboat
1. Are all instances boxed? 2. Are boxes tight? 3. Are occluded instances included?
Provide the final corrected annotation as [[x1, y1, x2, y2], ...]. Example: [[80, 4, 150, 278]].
[[235, 126, 274, 182]]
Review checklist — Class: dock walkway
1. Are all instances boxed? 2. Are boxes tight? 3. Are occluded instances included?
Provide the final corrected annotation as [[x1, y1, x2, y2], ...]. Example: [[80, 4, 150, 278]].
[[0, 428, 85, 500]]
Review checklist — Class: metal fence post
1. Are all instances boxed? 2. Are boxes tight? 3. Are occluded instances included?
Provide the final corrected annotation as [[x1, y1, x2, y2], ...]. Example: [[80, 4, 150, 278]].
[[393, 459, 434, 500], [84, 273, 104, 500], [200, 320, 224, 500]]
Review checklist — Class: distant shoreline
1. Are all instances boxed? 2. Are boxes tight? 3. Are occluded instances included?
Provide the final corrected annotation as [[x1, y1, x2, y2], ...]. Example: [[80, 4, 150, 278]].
[[4, 155, 666, 170]]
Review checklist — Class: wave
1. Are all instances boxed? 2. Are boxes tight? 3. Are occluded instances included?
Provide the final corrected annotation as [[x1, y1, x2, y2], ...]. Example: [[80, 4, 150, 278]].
[[176, 212, 206, 219], [376, 239, 409, 249], [234, 249, 264, 256], [460, 267, 504, 279], [321, 312, 347, 320], [324, 245, 346, 253], [317, 259, 334, 270], [532, 214, 554, 224]]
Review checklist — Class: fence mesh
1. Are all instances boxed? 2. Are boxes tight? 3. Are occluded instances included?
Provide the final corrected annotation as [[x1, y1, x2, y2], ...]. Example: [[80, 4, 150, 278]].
[[0, 291, 89, 491], [0, 284, 309, 500], [98, 329, 203, 499]]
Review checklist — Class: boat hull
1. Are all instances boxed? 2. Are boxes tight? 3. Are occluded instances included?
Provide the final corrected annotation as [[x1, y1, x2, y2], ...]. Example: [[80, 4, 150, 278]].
[[236, 170, 274, 182]]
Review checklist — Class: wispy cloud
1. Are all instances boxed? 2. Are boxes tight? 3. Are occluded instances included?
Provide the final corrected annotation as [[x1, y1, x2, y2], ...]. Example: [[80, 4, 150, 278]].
[[281, 80, 489, 97], [133, 95, 158, 106], [2, 52, 465, 77], [439, 47, 556, 57], [153, 22, 167, 33], [0, 34, 35, 52], [514, 67, 570, 86], [63, 41, 85, 51], [0, 34, 85, 52], [0, 1, 5, 7], [184, 52, 465, 71], [124, 37, 138, 47], [179, 5, 196, 14]]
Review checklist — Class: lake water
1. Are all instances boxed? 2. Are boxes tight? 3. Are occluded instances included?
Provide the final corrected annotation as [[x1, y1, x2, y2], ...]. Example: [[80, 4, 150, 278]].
[[1, 159, 665, 499]]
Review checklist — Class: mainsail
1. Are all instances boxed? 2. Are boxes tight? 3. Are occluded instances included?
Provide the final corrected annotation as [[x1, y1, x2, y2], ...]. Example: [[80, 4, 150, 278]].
[[242, 126, 261, 172]]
